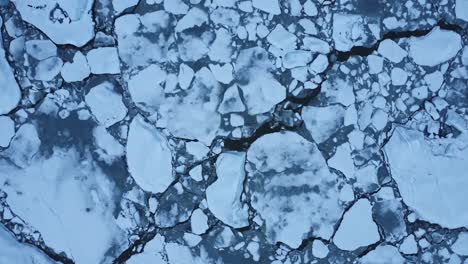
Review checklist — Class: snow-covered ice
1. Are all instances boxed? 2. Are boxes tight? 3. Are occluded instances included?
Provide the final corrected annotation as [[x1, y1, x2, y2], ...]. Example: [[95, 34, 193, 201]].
[[85, 82, 127, 127]]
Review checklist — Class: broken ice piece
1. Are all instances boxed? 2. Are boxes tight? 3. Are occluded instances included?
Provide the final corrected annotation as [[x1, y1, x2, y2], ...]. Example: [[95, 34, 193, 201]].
[[25, 39, 57, 61], [190, 209, 209, 235], [377, 39, 407, 63], [61, 51, 91, 82], [252, 0, 280, 15], [333, 199, 380, 251]]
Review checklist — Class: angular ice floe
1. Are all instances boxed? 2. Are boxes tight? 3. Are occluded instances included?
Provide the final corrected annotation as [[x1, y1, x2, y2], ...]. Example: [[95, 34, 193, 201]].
[[360, 245, 405, 264], [377, 39, 407, 63], [0, 48, 21, 114], [85, 82, 127, 127], [252, 0, 280, 15], [408, 27, 462, 67], [126, 115, 174, 194], [1, 123, 40, 168], [113, 0, 139, 14], [11, 0, 95, 47], [175, 7, 208, 32], [267, 25, 297, 51], [385, 127, 468, 228], [333, 199, 380, 251], [333, 14, 367, 52], [246, 131, 343, 248], [328, 142, 354, 179], [61, 51, 90, 83], [302, 105, 346, 143], [456, 0, 468, 22], [0, 226, 55, 264], [206, 152, 249, 228], [0, 147, 126, 264], [32, 57, 63, 81], [0, 116, 15, 148], [400, 235, 418, 255], [86, 47, 121, 74]]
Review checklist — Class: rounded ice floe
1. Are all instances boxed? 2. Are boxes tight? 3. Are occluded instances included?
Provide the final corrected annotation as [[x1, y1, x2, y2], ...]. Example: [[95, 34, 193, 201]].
[[385, 127, 468, 229], [0, 49, 21, 115], [206, 151, 249, 228], [333, 199, 380, 251], [127, 64, 166, 112], [252, 0, 280, 15], [312, 240, 329, 259], [0, 116, 15, 148], [190, 209, 209, 235], [246, 131, 343, 248], [85, 82, 127, 127], [408, 27, 462, 67], [11, 0, 95, 47], [456, 0, 468, 22], [126, 115, 174, 194]]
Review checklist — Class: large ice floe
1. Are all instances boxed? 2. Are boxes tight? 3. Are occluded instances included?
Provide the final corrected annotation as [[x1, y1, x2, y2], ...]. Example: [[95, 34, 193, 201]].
[[1, 0, 468, 263]]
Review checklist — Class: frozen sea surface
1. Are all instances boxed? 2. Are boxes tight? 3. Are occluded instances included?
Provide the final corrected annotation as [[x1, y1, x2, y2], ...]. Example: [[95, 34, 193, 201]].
[[0, 0, 467, 263]]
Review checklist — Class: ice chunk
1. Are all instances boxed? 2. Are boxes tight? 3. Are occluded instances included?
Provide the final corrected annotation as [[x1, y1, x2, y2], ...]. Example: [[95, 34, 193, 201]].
[[302, 105, 346, 143], [400, 235, 418, 255], [391, 67, 408, 86], [0, 116, 15, 147], [175, 8, 208, 32], [190, 209, 209, 235], [378, 39, 407, 63], [385, 127, 468, 228], [247, 131, 343, 248], [217, 85, 246, 114], [126, 115, 174, 193], [164, 0, 188, 14], [208, 28, 233, 63], [424, 71, 444, 92], [85, 82, 127, 127], [309, 54, 329, 74], [267, 25, 297, 51], [113, 0, 139, 13], [302, 37, 330, 54], [0, 226, 55, 264], [86, 47, 120, 74], [11, 0, 94, 47], [283, 50, 312, 69], [25, 40, 56, 60], [328, 142, 354, 178], [0, 147, 126, 264], [178, 63, 194, 90], [1, 123, 40, 168], [93, 126, 124, 164], [158, 67, 222, 145], [333, 14, 367, 52], [367, 55, 384, 74], [360, 245, 405, 263], [408, 27, 462, 67], [312, 240, 329, 259], [456, 0, 468, 22], [127, 64, 165, 112], [303, 0, 318, 16], [452, 232, 468, 256], [252, 0, 280, 14], [206, 152, 249, 228], [32, 57, 63, 81], [333, 199, 380, 251], [61, 51, 91, 82], [235, 47, 286, 114], [209, 63, 233, 84]]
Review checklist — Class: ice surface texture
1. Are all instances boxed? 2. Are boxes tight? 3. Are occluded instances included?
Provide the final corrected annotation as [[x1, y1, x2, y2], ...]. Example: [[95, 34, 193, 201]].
[[0, 0, 468, 263]]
